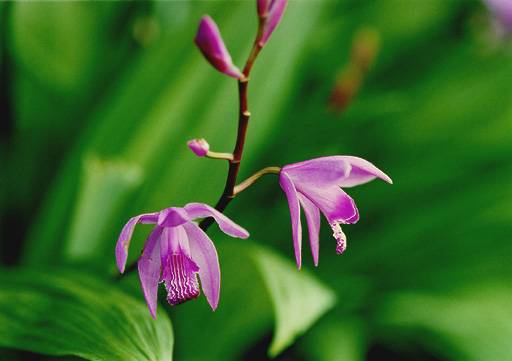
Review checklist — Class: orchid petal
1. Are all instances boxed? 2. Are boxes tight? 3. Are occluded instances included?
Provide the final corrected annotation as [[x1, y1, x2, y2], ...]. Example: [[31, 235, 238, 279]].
[[337, 156, 393, 187], [297, 184, 359, 224], [160, 226, 191, 261], [279, 172, 302, 269], [298, 193, 321, 267], [157, 207, 190, 227], [183, 222, 221, 310], [115, 212, 158, 273], [184, 203, 249, 239], [194, 16, 243, 79], [138, 226, 163, 319], [282, 157, 352, 187]]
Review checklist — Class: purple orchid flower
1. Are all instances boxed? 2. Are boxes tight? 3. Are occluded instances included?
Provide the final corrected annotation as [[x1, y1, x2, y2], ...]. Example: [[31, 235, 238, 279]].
[[484, 0, 512, 37], [257, 0, 288, 47], [116, 203, 249, 318], [194, 16, 243, 79], [279, 156, 392, 269]]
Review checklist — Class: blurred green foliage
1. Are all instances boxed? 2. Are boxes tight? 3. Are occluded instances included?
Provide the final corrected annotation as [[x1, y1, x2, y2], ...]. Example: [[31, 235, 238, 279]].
[[1, 0, 512, 360]]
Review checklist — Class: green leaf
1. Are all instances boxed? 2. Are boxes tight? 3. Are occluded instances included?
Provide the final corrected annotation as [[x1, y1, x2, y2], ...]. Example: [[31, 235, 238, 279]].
[[0, 269, 173, 361], [169, 240, 335, 361], [253, 246, 336, 357], [376, 284, 512, 361]]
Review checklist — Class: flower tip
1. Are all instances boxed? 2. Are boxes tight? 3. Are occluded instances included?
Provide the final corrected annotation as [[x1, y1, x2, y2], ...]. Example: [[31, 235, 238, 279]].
[[187, 138, 210, 157], [381, 173, 393, 185]]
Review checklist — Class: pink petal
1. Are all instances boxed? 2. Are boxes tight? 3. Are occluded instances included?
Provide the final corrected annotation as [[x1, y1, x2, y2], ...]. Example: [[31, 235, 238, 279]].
[[183, 222, 221, 311], [298, 193, 320, 267], [157, 207, 190, 227], [194, 16, 242, 79], [183, 203, 249, 239], [337, 156, 392, 188], [282, 157, 351, 187], [115, 212, 158, 273], [138, 226, 163, 319], [279, 172, 302, 269], [160, 226, 190, 260], [297, 183, 359, 225]]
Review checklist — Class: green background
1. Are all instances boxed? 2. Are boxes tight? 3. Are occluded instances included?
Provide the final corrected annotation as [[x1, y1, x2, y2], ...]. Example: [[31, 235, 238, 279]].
[[1, 1, 511, 360]]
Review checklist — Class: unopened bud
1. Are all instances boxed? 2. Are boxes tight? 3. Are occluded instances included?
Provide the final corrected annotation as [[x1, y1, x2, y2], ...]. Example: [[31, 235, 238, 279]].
[[187, 138, 210, 157], [194, 16, 243, 79], [257, 0, 270, 18], [258, 0, 288, 47]]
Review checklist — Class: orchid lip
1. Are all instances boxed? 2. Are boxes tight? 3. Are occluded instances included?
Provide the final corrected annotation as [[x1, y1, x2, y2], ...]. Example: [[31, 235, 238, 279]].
[[162, 251, 200, 306]]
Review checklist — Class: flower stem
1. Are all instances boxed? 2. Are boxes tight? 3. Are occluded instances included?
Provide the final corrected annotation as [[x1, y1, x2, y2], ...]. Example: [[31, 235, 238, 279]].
[[233, 166, 280, 195], [199, 30, 264, 232], [206, 151, 234, 161], [117, 18, 267, 280]]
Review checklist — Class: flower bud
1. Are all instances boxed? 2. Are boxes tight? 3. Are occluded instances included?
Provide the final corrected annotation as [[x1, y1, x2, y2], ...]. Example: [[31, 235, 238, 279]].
[[258, 0, 288, 47], [187, 138, 210, 157], [257, 0, 270, 18], [194, 16, 243, 79]]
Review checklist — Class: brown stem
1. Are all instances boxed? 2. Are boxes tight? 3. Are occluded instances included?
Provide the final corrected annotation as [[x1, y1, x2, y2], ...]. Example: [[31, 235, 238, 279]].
[[199, 39, 263, 231], [118, 20, 267, 280]]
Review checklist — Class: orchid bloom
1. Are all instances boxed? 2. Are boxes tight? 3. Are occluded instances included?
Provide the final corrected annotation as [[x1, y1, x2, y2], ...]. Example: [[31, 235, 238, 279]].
[[279, 156, 392, 268], [116, 203, 249, 318], [194, 16, 243, 79], [257, 0, 288, 46]]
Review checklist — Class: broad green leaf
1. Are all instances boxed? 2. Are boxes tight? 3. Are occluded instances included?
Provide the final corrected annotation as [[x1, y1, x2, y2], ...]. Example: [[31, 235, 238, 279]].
[[168, 240, 335, 361], [0, 269, 173, 361], [253, 247, 336, 356], [376, 285, 512, 361], [169, 239, 273, 361], [64, 156, 142, 261]]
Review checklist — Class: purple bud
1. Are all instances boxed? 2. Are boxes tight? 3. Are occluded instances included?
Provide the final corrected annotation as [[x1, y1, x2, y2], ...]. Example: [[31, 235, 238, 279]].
[[194, 16, 243, 79], [257, 0, 271, 17], [187, 138, 210, 157], [258, 0, 288, 46]]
